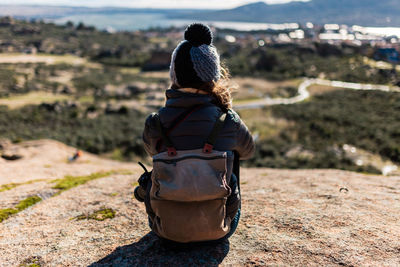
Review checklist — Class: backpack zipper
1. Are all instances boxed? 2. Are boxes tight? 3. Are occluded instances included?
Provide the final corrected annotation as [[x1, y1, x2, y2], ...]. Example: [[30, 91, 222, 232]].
[[154, 155, 226, 165]]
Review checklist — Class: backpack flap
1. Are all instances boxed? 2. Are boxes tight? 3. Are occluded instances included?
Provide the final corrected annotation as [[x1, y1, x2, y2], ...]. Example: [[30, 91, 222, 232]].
[[152, 149, 231, 202]]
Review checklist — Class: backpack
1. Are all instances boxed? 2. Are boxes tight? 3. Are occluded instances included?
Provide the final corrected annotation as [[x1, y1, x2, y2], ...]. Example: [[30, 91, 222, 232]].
[[145, 109, 234, 243]]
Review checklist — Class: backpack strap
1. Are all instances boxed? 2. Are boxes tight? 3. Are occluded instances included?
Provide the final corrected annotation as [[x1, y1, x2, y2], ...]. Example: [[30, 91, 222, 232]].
[[203, 112, 227, 153], [154, 114, 177, 157], [166, 105, 203, 135], [154, 105, 204, 157], [233, 150, 241, 193]]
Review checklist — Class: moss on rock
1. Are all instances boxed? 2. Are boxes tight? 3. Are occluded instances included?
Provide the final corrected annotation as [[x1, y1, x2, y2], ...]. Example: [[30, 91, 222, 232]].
[[51, 171, 115, 192], [75, 207, 116, 221], [19, 256, 43, 267], [0, 196, 42, 223], [15, 196, 42, 211], [50, 170, 131, 193], [0, 208, 18, 222], [0, 183, 20, 192], [0, 179, 46, 192]]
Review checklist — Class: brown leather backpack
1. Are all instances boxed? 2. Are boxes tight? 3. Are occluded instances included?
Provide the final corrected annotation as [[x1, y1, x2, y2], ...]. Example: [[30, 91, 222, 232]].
[[146, 111, 234, 243]]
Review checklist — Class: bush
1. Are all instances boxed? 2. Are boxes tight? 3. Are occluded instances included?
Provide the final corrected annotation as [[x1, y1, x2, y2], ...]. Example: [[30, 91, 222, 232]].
[[0, 104, 147, 160]]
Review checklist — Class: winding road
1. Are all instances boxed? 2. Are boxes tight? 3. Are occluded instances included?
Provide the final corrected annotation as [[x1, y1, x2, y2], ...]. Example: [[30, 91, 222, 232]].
[[234, 78, 400, 110]]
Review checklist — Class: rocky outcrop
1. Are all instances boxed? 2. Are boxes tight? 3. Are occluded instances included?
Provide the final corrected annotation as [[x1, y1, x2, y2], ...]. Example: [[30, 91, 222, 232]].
[[0, 140, 399, 266]]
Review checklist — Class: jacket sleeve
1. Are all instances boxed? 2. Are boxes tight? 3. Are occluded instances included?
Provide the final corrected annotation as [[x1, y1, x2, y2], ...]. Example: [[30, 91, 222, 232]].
[[231, 110, 255, 160], [142, 113, 160, 157]]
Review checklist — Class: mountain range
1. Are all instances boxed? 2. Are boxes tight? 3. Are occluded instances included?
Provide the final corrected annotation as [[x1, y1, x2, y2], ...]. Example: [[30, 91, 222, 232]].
[[0, 5, 201, 19], [0, 0, 399, 27], [173, 0, 400, 26]]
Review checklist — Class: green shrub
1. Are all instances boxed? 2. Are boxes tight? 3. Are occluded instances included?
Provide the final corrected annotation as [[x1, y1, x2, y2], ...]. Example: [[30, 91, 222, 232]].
[[0, 104, 147, 160]]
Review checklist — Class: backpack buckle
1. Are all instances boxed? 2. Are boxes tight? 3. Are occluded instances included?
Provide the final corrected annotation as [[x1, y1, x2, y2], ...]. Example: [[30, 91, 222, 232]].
[[203, 143, 213, 154], [167, 147, 177, 157]]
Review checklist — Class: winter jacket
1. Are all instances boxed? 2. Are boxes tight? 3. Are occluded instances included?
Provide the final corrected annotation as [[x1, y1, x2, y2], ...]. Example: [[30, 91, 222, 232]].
[[143, 89, 255, 159], [142, 88, 255, 221]]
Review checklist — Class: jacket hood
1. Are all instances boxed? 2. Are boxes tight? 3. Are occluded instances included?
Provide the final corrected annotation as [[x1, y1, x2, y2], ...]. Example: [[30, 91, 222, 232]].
[[165, 89, 216, 108]]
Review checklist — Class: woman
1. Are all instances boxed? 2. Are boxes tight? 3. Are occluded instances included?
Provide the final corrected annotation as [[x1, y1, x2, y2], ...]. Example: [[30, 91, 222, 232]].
[[138, 23, 255, 243]]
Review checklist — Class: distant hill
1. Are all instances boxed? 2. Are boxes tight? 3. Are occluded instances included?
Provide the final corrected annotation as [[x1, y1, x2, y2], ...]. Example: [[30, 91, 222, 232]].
[[0, 5, 80, 18], [1, 0, 400, 27], [0, 5, 202, 19], [173, 0, 400, 27]]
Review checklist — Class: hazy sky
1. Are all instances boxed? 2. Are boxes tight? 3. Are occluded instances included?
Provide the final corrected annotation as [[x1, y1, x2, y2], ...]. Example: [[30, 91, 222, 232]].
[[0, 0, 310, 9]]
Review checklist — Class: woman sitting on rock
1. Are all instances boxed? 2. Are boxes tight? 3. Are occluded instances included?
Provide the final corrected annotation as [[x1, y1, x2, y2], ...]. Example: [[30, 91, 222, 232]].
[[135, 23, 255, 244]]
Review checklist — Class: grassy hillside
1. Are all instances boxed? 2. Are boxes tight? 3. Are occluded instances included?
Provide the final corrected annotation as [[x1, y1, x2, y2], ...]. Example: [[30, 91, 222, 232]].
[[242, 89, 400, 173], [0, 104, 147, 159], [0, 19, 399, 173]]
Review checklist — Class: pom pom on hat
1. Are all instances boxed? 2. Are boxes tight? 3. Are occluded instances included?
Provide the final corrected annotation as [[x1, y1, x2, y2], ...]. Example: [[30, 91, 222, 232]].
[[184, 23, 213, 46]]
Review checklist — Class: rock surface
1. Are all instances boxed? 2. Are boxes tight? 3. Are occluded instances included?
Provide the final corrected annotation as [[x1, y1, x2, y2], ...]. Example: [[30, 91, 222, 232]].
[[0, 140, 399, 266]]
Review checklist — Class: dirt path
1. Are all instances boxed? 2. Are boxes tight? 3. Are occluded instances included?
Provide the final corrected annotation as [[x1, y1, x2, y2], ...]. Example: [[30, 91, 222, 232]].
[[1, 140, 399, 266], [234, 78, 400, 110], [0, 92, 72, 109], [0, 53, 102, 69], [0, 53, 87, 65]]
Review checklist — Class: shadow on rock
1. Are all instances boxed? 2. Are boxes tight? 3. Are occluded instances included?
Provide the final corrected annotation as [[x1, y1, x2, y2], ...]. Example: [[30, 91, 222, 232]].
[[89, 232, 230, 267]]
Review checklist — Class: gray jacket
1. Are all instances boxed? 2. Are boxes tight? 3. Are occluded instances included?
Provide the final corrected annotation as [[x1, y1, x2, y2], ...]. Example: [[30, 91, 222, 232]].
[[142, 89, 255, 159], [142, 89, 255, 221]]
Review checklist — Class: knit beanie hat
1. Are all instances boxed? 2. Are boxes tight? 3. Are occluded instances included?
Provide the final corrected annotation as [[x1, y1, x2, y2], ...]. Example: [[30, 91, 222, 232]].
[[169, 23, 221, 88]]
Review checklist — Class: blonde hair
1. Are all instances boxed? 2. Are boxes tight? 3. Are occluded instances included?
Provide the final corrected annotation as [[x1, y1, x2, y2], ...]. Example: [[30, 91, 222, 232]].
[[210, 66, 234, 110], [171, 66, 235, 110]]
